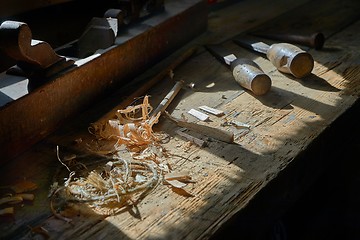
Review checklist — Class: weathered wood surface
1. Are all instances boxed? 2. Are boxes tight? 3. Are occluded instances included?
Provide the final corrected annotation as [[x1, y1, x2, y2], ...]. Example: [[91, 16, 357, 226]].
[[1, 0, 360, 239], [249, 0, 360, 40], [0, 0, 207, 161]]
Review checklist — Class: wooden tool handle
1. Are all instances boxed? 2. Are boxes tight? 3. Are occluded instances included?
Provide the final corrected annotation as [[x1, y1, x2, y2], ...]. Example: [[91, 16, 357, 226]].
[[251, 32, 325, 50], [230, 58, 272, 96], [96, 47, 197, 123], [266, 43, 314, 78], [150, 80, 184, 117]]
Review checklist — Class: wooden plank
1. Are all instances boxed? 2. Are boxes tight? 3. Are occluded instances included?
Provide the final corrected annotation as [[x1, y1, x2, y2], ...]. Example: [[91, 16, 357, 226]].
[[2, 0, 360, 239], [0, 0, 207, 162], [0, 0, 310, 238], [146, 21, 360, 239]]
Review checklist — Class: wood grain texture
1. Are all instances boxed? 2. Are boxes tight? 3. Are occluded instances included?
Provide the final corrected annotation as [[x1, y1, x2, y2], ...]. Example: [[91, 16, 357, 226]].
[[2, 0, 360, 239]]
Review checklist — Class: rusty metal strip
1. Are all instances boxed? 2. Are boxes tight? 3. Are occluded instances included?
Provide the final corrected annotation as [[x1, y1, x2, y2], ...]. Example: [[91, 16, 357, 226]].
[[0, 0, 207, 162]]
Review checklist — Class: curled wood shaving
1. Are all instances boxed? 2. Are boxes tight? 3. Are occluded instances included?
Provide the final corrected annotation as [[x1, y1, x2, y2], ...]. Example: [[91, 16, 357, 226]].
[[50, 186, 73, 223], [51, 94, 198, 218], [131, 144, 170, 166], [51, 157, 159, 218], [56, 146, 87, 172], [89, 96, 162, 151]]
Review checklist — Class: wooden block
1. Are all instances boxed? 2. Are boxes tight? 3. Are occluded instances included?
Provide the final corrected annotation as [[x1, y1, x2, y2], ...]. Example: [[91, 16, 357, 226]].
[[0, 0, 208, 163], [198, 105, 225, 116], [188, 109, 209, 121]]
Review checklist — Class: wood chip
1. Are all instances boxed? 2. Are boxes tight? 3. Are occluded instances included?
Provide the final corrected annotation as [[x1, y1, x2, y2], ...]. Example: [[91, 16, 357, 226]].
[[0, 207, 14, 216], [164, 171, 193, 182], [188, 109, 209, 121], [198, 105, 224, 116], [166, 179, 187, 188]]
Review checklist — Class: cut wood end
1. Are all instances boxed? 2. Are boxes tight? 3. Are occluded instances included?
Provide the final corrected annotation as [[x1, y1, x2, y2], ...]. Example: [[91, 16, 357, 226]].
[[0, 207, 14, 216], [15, 193, 35, 201], [0, 196, 23, 205], [188, 109, 209, 121]]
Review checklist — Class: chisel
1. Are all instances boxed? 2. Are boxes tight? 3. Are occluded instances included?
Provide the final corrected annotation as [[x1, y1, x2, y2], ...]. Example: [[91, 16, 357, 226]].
[[250, 31, 325, 50], [233, 36, 314, 78], [204, 44, 271, 96]]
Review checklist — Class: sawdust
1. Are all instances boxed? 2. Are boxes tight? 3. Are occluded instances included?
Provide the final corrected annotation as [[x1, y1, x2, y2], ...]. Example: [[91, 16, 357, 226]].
[[51, 96, 195, 220]]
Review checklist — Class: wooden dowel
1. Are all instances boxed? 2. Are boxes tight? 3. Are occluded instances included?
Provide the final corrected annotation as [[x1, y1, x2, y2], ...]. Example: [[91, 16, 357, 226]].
[[96, 47, 197, 123], [150, 80, 184, 117]]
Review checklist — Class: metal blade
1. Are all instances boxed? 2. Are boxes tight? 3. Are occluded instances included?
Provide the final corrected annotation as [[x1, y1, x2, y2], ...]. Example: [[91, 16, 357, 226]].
[[233, 36, 270, 54], [250, 31, 325, 49], [204, 44, 237, 66]]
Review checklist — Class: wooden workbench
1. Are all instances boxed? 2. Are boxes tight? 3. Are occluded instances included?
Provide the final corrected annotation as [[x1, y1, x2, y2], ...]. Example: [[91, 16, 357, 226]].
[[1, 0, 360, 239]]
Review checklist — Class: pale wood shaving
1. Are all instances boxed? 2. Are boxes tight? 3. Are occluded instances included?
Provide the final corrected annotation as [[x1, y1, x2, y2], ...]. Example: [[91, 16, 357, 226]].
[[52, 94, 196, 219], [89, 96, 163, 152], [0, 207, 14, 216]]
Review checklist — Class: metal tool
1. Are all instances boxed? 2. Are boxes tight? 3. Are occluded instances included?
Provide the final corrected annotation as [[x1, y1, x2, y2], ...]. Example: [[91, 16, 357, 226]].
[[77, 9, 122, 58], [0, 20, 74, 80], [233, 36, 314, 78], [250, 31, 325, 50], [0, 1, 207, 162], [59, 1, 165, 58], [205, 44, 271, 96], [118, 0, 165, 24], [77, 0, 165, 58]]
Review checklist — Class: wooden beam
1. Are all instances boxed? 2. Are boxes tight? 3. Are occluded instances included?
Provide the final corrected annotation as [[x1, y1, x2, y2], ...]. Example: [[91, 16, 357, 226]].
[[0, 0, 207, 163]]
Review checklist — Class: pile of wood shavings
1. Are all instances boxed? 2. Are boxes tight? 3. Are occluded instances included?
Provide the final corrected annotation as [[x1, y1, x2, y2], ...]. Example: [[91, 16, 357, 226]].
[[51, 96, 194, 219], [51, 157, 159, 217], [89, 95, 162, 152]]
